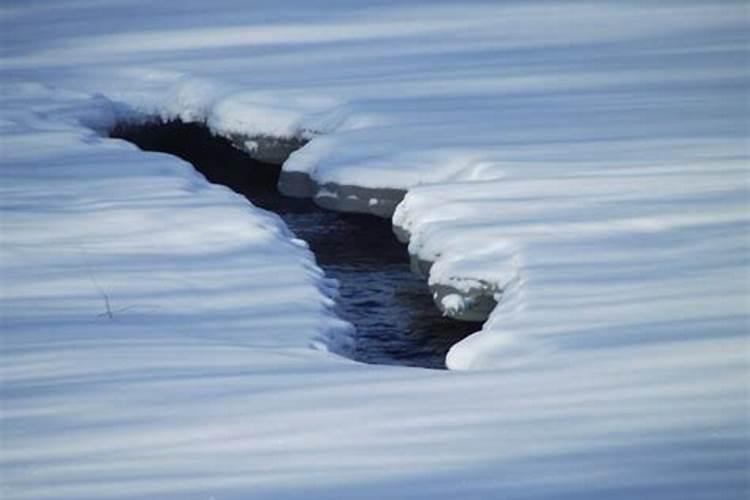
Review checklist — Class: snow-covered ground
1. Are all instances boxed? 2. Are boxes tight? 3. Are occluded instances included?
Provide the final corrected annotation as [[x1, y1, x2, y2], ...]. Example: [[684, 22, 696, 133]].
[[2, 1, 749, 499]]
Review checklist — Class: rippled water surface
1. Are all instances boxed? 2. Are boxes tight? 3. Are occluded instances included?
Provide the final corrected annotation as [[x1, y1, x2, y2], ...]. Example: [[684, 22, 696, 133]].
[[112, 121, 480, 368]]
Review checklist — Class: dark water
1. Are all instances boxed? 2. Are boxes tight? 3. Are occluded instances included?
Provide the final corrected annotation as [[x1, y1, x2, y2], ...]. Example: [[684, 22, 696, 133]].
[[111, 121, 480, 369]]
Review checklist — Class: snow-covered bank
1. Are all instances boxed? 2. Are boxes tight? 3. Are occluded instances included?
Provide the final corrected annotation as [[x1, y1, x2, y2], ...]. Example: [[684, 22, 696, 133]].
[[0, 84, 354, 354], [393, 165, 749, 368], [2, 1, 749, 498]]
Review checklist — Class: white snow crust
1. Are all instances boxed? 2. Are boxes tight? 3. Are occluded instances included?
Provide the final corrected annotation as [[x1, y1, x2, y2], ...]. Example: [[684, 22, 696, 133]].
[[1, 1, 748, 499]]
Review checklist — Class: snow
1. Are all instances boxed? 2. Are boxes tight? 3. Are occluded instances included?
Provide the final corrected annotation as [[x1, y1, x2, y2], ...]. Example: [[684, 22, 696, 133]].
[[439, 294, 468, 316], [2, 1, 749, 499]]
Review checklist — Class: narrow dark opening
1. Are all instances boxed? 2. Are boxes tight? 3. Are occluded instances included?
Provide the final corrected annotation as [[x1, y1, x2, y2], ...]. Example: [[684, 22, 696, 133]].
[[110, 120, 480, 369]]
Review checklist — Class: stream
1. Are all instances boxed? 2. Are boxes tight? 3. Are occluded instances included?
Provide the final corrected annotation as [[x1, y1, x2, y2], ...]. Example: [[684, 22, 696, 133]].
[[111, 121, 480, 369]]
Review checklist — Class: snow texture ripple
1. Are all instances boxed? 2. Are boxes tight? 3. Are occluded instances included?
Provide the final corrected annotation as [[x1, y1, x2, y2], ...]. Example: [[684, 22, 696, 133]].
[[1, 2, 748, 499]]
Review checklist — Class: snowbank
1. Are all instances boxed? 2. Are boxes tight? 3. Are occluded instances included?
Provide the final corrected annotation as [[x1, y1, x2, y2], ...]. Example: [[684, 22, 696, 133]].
[[392, 167, 749, 369], [2, 1, 749, 498]]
